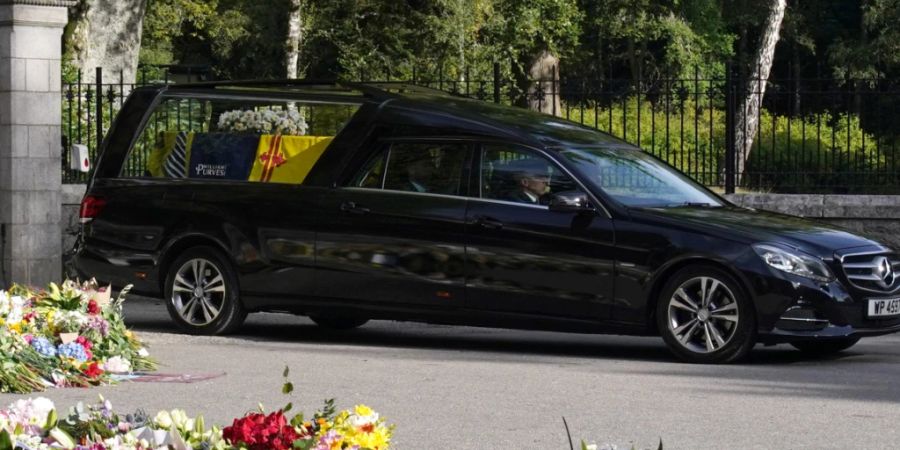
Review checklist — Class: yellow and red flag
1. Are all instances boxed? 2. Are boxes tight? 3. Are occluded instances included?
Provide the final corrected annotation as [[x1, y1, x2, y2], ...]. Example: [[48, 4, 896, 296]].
[[249, 135, 333, 184]]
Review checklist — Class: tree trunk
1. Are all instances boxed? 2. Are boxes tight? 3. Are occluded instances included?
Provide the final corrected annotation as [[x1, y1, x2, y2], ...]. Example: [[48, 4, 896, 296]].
[[66, 0, 147, 84], [733, 0, 787, 185], [285, 0, 303, 79], [521, 50, 561, 116]]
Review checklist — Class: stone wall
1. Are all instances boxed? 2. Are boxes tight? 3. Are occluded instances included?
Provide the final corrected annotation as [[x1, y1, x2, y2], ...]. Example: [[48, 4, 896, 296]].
[[724, 194, 900, 250], [0, 1, 74, 286]]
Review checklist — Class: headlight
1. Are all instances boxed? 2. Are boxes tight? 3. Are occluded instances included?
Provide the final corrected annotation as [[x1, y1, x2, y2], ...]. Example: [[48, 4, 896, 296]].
[[752, 244, 835, 282]]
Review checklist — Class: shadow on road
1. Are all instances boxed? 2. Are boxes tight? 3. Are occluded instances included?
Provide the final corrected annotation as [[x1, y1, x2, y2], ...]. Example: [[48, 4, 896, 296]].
[[123, 296, 900, 373]]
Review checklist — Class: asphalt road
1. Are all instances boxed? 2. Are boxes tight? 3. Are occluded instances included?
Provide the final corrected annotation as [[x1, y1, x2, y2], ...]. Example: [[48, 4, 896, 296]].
[[4, 296, 900, 449]]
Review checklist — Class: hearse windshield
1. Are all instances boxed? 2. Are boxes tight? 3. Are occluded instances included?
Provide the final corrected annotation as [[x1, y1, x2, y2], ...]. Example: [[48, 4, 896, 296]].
[[559, 147, 724, 208]]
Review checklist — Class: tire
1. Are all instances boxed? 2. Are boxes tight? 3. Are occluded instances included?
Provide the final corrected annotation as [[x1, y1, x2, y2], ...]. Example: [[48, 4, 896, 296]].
[[790, 337, 860, 355], [310, 315, 369, 330], [163, 246, 247, 335], [656, 265, 756, 363]]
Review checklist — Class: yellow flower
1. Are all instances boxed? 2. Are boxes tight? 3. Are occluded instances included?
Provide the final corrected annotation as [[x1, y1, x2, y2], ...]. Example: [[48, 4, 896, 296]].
[[8, 322, 22, 333], [346, 425, 391, 450], [354, 405, 374, 417]]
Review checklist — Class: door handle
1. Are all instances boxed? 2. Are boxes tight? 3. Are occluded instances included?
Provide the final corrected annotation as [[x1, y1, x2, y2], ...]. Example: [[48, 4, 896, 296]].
[[475, 216, 504, 230], [340, 201, 370, 215]]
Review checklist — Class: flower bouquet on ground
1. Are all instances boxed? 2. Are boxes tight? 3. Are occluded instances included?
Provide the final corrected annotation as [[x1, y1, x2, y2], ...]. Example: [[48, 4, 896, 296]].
[[0, 280, 156, 393], [0, 368, 393, 450]]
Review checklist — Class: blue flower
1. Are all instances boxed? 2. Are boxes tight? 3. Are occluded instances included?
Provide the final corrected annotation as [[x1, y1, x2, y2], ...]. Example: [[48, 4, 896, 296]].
[[30, 337, 57, 358], [57, 342, 88, 362]]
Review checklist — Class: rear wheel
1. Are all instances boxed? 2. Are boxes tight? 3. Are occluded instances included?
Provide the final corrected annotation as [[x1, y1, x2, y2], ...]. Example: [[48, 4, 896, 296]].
[[790, 337, 860, 355], [164, 246, 246, 335], [310, 315, 368, 330], [656, 265, 756, 363]]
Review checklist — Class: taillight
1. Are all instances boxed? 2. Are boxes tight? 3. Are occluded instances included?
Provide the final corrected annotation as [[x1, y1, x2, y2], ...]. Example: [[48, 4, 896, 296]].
[[79, 195, 107, 223]]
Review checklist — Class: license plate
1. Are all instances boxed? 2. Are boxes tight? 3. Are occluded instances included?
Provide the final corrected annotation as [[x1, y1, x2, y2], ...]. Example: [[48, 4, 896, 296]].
[[868, 298, 900, 318]]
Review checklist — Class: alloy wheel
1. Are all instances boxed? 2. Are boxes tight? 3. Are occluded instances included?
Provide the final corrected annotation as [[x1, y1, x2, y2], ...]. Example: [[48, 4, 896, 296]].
[[667, 276, 740, 354], [170, 258, 227, 326]]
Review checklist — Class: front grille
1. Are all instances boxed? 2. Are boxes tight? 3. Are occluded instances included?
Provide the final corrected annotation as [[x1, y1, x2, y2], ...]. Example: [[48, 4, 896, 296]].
[[840, 251, 900, 294]]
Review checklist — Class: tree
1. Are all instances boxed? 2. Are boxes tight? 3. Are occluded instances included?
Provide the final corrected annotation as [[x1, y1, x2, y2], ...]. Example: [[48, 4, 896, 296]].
[[139, 0, 290, 80], [733, 0, 787, 184], [64, 0, 148, 83], [285, 0, 303, 79], [481, 0, 581, 109]]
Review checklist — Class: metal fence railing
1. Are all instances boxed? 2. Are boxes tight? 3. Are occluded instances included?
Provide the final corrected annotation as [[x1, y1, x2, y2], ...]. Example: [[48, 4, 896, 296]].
[[62, 64, 900, 194]]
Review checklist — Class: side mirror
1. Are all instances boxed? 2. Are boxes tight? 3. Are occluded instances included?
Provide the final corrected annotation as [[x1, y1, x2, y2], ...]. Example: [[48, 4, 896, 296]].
[[548, 191, 594, 213]]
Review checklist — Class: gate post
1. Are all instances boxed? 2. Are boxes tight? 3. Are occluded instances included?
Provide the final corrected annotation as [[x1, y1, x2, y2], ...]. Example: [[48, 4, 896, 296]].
[[724, 61, 737, 194], [0, 0, 75, 286]]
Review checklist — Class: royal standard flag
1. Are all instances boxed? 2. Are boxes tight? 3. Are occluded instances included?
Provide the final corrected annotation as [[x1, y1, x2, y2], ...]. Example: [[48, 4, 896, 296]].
[[148, 131, 195, 178], [249, 135, 334, 184]]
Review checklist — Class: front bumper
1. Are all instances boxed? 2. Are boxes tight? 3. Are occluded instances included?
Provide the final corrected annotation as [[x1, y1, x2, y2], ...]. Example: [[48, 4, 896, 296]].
[[749, 266, 900, 343]]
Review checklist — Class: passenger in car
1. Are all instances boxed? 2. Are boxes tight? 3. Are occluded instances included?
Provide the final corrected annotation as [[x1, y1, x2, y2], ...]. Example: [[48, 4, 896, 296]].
[[404, 157, 434, 193]]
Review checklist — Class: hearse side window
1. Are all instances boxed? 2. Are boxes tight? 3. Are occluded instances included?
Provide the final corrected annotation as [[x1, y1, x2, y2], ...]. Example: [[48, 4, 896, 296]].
[[348, 142, 468, 196], [480, 145, 580, 205], [120, 96, 359, 185]]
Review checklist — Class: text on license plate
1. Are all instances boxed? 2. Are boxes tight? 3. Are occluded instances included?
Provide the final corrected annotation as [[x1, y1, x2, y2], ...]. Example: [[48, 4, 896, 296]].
[[868, 298, 900, 317]]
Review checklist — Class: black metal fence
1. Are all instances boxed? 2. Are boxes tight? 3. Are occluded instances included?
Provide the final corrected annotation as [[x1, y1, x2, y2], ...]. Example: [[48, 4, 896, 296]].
[[62, 64, 900, 193]]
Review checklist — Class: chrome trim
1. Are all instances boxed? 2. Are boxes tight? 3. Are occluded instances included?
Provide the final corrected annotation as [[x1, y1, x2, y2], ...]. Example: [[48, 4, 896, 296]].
[[838, 250, 900, 294], [340, 186, 467, 201], [777, 317, 829, 324], [837, 248, 892, 262], [467, 197, 549, 210]]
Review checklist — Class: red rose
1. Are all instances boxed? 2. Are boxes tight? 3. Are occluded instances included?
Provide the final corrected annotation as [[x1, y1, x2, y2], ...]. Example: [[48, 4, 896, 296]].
[[223, 411, 298, 450], [87, 299, 101, 315], [83, 362, 103, 379]]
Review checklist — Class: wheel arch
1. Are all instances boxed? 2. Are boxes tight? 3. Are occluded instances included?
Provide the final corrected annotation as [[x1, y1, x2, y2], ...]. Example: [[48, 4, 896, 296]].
[[645, 257, 755, 335], [157, 233, 233, 294]]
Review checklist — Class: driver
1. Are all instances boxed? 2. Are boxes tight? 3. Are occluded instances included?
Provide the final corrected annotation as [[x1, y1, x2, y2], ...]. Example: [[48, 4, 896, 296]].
[[504, 158, 551, 204]]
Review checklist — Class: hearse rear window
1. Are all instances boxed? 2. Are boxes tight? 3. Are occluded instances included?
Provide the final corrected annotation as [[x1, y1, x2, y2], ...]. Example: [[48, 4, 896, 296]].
[[121, 96, 360, 184]]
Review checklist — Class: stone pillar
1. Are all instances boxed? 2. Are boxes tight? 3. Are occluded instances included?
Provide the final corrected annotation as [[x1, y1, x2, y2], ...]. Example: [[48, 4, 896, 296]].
[[0, 0, 74, 286]]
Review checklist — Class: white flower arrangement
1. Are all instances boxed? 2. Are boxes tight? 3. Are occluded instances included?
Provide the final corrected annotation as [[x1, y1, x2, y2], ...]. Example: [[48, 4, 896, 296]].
[[217, 108, 309, 136]]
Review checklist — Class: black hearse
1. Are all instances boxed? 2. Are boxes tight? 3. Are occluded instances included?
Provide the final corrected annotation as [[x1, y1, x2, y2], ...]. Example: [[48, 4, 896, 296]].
[[72, 81, 900, 363]]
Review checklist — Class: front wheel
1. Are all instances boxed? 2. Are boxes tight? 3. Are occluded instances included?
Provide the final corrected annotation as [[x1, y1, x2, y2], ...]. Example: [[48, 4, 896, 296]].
[[790, 337, 860, 355], [164, 246, 247, 335], [656, 265, 756, 363]]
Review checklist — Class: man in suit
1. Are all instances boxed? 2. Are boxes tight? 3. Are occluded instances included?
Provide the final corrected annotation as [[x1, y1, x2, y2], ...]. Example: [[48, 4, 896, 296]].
[[504, 158, 551, 204]]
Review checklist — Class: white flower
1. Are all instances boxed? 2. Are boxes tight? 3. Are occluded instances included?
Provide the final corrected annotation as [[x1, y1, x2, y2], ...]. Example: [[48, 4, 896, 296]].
[[6, 295, 26, 324], [5, 397, 55, 429], [0, 290, 9, 317], [102, 356, 132, 373], [169, 409, 193, 431], [154, 410, 173, 429], [138, 347, 150, 357], [30, 397, 54, 425], [347, 411, 379, 428]]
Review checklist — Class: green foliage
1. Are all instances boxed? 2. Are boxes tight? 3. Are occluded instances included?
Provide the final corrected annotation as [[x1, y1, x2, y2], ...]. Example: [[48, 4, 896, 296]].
[[566, 96, 892, 192], [140, 0, 289, 79], [574, 0, 733, 81]]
